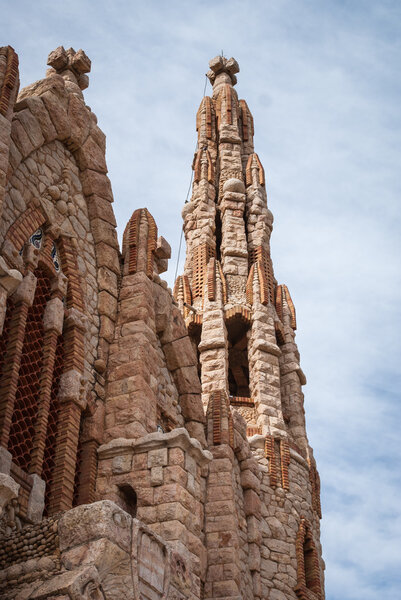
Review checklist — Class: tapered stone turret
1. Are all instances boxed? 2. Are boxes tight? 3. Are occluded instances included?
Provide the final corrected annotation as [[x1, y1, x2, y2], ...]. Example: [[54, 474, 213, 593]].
[[176, 56, 308, 448]]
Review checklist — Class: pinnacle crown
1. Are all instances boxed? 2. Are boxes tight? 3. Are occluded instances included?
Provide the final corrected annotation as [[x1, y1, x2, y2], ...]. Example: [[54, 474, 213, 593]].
[[47, 46, 91, 90], [207, 55, 239, 87]]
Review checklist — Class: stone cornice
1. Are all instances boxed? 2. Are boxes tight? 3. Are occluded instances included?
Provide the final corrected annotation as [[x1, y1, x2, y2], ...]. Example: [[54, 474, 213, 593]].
[[98, 427, 212, 465]]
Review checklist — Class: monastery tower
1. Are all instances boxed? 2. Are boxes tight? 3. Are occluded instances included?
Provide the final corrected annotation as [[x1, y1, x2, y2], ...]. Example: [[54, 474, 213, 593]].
[[0, 48, 324, 600], [175, 56, 310, 448], [175, 55, 324, 599]]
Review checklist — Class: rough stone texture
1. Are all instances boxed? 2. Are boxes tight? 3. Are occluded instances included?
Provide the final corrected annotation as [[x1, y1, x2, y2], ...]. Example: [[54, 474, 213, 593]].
[[0, 49, 325, 600]]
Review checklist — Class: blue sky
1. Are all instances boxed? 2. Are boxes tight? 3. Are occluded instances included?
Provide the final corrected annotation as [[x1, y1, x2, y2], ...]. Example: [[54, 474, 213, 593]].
[[4, 1, 401, 598]]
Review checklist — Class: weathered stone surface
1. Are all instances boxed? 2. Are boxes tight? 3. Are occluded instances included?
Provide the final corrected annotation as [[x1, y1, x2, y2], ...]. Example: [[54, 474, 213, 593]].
[[62, 538, 133, 600], [163, 337, 197, 371], [179, 394, 206, 423], [58, 501, 132, 553], [76, 135, 107, 173], [0, 473, 19, 515], [172, 366, 201, 395]]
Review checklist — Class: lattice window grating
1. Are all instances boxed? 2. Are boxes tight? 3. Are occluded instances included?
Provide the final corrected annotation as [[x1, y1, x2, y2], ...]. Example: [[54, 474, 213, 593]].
[[42, 333, 64, 515], [7, 269, 51, 471]]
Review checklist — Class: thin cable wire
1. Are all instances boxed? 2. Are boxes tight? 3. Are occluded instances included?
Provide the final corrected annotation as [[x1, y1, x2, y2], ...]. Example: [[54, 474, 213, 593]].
[[173, 74, 208, 283], [202, 72, 208, 97], [174, 228, 184, 283]]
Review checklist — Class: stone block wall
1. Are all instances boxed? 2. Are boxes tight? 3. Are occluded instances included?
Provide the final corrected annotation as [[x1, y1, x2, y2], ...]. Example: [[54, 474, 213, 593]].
[[0, 500, 198, 600], [97, 430, 211, 598]]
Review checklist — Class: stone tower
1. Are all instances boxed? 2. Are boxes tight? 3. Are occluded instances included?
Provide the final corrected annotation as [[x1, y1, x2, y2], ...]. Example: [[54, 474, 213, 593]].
[[0, 48, 324, 600], [174, 55, 324, 598], [175, 56, 309, 446]]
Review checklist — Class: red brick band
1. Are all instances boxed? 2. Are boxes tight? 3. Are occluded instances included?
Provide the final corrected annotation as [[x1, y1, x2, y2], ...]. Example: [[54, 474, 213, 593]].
[[0, 46, 19, 117]]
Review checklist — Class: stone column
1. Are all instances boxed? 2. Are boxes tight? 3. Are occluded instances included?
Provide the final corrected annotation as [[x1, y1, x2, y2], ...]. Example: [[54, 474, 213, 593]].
[[182, 181, 216, 309], [277, 285, 309, 456], [204, 443, 242, 600], [0, 256, 22, 335]]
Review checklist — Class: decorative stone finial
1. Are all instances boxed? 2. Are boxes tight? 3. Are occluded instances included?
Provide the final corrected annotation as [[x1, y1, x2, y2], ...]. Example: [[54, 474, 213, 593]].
[[207, 55, 239, 87], [46, 46, 91, 90]]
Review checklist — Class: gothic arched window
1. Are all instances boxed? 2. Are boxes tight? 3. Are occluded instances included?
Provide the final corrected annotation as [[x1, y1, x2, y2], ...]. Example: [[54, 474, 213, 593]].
[[0, 222, 87, 520]]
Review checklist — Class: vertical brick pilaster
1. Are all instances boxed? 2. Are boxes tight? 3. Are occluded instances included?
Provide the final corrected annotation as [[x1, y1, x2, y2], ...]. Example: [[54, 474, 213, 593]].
[[0, 302, 29, 447], [280, 438, 291, 490], [76, 438, 98, 505], [63, 326, 85, 372], [47, 304, 86, 514], [0, 259, 39, 449], [264, 435, 277, 488], [48, 399, 81, 514], [206, 390, 234, 449], [309, 461, 322, 519]]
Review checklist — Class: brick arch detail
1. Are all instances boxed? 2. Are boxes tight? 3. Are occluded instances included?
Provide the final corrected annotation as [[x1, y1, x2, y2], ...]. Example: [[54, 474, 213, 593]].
[[193, 148, 214, 184], [215, 83, 238, 127], [196, 96, 214, 140], [5, 205, 46, 251], [239, 99, 254, 143], [245, 153, 265, 187], [0, 46, 19, 118], [3, 212, 84, 315]]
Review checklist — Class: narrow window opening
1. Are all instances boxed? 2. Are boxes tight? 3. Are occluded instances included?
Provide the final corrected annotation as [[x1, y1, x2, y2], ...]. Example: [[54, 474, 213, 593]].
[[243, 205, 248, 245], [295, 505, 322, 598], [304, 536, 316, 592], [215, 209, 222, 262], [188, 326, 201, 380], [118, 484, 137, 518], [227, 318, 250, 399]]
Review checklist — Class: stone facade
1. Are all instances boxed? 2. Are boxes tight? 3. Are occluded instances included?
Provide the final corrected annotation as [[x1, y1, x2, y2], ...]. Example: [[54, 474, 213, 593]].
[[0, 47, 324, 599]]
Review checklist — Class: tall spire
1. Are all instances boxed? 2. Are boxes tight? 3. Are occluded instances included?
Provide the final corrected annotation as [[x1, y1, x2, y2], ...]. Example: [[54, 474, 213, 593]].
[[176, 56, 309, 450]]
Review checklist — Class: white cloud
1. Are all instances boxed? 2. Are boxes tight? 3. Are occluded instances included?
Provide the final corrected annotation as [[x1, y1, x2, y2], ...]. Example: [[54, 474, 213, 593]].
[[5, 1, 401, 598]]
